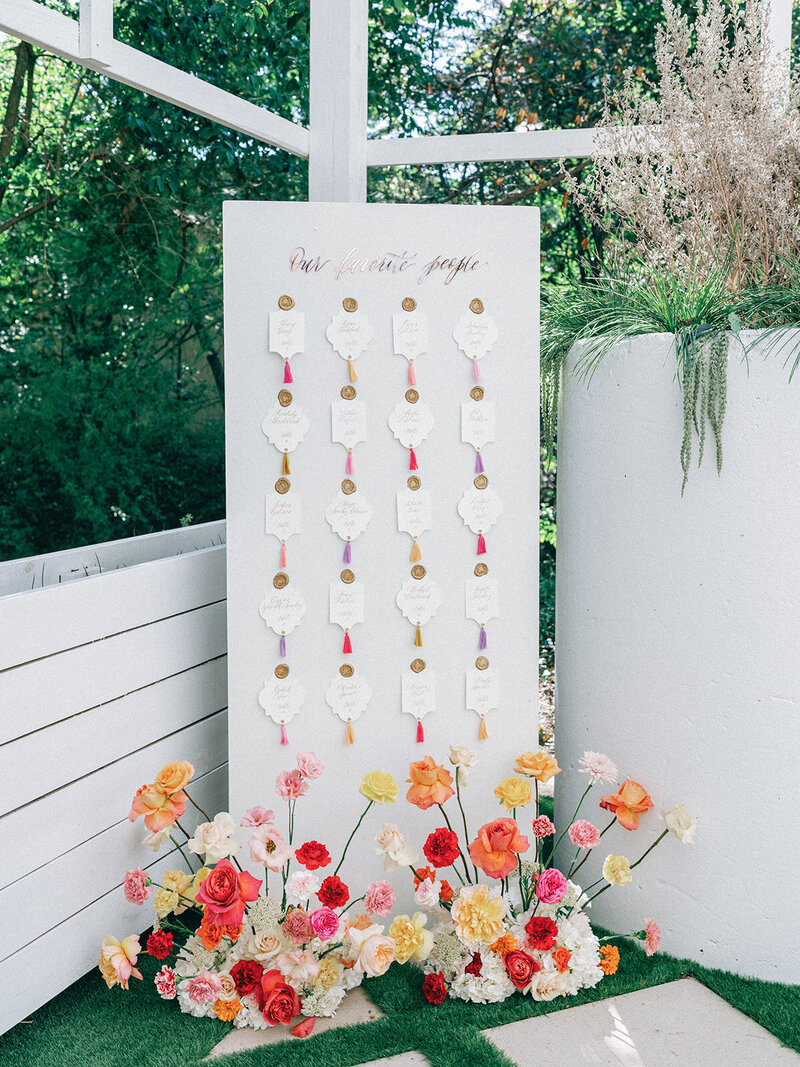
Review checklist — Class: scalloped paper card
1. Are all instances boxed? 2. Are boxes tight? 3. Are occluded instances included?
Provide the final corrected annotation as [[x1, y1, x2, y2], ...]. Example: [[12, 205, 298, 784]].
[[265, 495, 301, 542], [329, 583, 364, 631], [325, 491, 373, 541], [461, 401, 496, 450], [326, 310, 373, 361], [331, 400, 367, 450], [388, 401, 434, 449], [396, 488, 432, 538], [261, 403, 310, 454], [269, 310, 304, 359], [465, 576, 500, 624], [402, 672, 436, 721], [466, 667, 499, 716], [458, 486, 503, 535], [326, 672, 372, 724], [453, 313, 498, 360], [259, 584, 307, 636], [258, 675, 305, 726], [392, 313, 428, 360], [396, 577, 441, 627]]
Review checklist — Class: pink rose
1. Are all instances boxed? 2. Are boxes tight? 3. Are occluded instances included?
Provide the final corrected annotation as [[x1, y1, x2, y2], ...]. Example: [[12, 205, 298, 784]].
[[568, 820, 601, 849], [535, 867, 568, 904], [154, 965, 177, 1000], [122, 868, 151, 905], [309, 907, 340, 941], [276, 769, 309, 801], [185, 970, 222, 1004], [296, 752, 324, 779], [531, 815, 555, 838], [241, 806, 276, 827]]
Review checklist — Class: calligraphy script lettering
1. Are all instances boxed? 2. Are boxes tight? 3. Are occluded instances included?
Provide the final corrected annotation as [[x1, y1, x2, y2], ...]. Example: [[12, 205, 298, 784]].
[[335, 248, 417, 279], [289, 246, 330, 273], [420, 251, 483, 285]]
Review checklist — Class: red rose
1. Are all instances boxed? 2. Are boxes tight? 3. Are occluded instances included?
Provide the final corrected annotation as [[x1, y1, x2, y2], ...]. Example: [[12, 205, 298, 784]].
[[423, 827, 461, 869], [464, 952, 483, 976], [194, 859, 261, 925], [295, 840, 331, 871], [525, 915, 559, 951], [230, 959, 264, 997], [422, 971, 448, 1005], [504, 950, 540, 990], [317, 875, 349, 909], [255, 969, 301, 1026], [146, 930, 173, 959]]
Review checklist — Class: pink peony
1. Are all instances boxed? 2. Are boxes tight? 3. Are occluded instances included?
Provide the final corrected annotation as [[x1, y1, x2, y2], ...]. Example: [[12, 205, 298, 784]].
[[578, 751, 618, 785], [531, 815, 555, 838], [535, 867, 568, 904], [185, 970, 222, 1004], [122, 868, 151, 905], [364, 880, 396, 917], [154, 965, 177, 1000], [568, 820, 601, 849], [296, 752, 324, 779], [249, 824, 293, 871], [276, 769, 309, 801], [309, 907, 340, 941], [644, 918, 661, 956], [241, 806, 276, 827], [282, 907, 313, 944]]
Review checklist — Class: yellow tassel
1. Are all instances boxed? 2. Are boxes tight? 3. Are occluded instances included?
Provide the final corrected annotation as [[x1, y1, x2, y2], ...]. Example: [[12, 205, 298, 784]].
[[410, 538, 422, 562], [414, 624, 423, 647], [346, 720, 355, 745], [348, 359, 358, 383], [282, 452, 290, 476], [478, 716, 489, 740]]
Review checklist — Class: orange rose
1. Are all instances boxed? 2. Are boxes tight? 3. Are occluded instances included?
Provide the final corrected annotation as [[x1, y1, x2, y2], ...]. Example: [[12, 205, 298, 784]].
[[406, 756, 455, 810], [154, 760, 195, 794], [128, 784, 187, 833], [599, 779, 653, 831], [514, 751, 561, 783], [468, 817, 529, 880]]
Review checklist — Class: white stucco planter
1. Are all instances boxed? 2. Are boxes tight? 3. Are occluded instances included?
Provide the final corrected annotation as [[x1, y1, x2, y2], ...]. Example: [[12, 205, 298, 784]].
[[554, 328, 800, 982]]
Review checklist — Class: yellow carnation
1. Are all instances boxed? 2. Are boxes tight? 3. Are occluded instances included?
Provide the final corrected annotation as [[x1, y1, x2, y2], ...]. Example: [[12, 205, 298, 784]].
[[602, 854, 632, 886], [181, 866, 210, 911], [389, 912, 431, 964], [359, 771, 398, 805], [153, 869, 192, 917], [314, 958, 342, 989], [451, 884, 506, 947], [514, 751, 561, 783], [493, 776, 533, 811]]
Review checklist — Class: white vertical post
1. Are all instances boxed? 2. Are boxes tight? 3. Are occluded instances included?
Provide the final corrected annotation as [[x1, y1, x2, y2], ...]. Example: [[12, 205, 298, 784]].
[[79, 0, 113, 65], [309, 0, 368, 202], [765, 0, 793, 95]]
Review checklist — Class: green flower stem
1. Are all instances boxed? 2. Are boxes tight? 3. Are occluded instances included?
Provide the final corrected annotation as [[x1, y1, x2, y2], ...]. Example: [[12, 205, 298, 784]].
[[338, 895, 364, 915], [582, 829, 670, 908], [183, 789, 212, 822], [171, 823, 196, 872], [549, 784, 592, 866], [570, 817, 617, 883], [455, 777, 478, 881], [333, 800, 373, 876], [566, 846, 582, 879], [438, 804, 471, 884]]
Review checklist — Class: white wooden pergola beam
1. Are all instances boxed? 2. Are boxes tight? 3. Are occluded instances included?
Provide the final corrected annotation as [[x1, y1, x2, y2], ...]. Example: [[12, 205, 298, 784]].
[[366, 126, 599, 168]]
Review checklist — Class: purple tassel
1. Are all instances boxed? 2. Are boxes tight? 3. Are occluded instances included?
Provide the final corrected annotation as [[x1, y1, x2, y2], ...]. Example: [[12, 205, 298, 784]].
[[479, 626, 487, 650], [279, 635, 286, 658], [475, 451, 484, 474], [343, 540, 351, 564]]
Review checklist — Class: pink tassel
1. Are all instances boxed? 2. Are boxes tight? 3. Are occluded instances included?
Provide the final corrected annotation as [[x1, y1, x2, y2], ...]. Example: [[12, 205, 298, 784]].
[[279, 635, 287, 657], [283, 361, 293, 384], [416, 719, 424, 743], [280, 542, 287, 568], [477, 532, 487, 555], [408, 362, 417, 386], [473, 360, 481, 382], [343, 631, 352, 654], [409, 447, 418, 470], [475, 451, 484, 474], [343, 540, 351, 564], [346, 450, 354, 474], [280, 724, 289, 745], [479, 625, 487, 650]]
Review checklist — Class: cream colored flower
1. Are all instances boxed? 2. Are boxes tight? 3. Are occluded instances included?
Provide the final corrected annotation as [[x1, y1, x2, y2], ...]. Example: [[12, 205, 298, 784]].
[[187, 812, 241, 863], [249, 929, 283, 962], [153, 869, 193, 918], [389, 912, 433, 964], [314, 957, 342, 990], [602, 854, 632, 886], [375, 823, 418, 871], [530, 967, 571, 1001], [451, 885, 506, 948], [217, 972, 238, 1001], [142, 828, 172, 851], [663, 805, 696, 844], [449, 745, 478, 785], [348, 923, 396, 977]]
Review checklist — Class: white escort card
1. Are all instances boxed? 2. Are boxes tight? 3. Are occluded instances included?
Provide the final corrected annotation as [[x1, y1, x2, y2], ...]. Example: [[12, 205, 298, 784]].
[[258, 675, 306, 727], [396, 577, 442, 627], [466, 667, 500, 717], [325, 491, 373, 541], [265, 495, 301, 542], [402, 671, 436, 722], [392, 313, 428, 361], [453, 312, 499, 361], [396, 488, 432, 538], [329, 583, 365, 632], [465, 576, 500, 624], [387, 400, 435, 448], [269, 310, 305, 360], [461, 401, 496, 450], [458, 486, 503, 534], [331, 399, 367, 451], [326, 672, 372, 724], [326, 310, 374, 362], [261, 403, 310, 453], [259, 584, 307, 636]]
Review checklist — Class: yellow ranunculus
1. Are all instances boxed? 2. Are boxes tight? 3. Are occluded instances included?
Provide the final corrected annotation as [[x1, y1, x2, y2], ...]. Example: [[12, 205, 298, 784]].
[[514, 751, 561, 783], [493, 776, 533, 811], [602, 854, 632, 886], [389, 912, 431, 964], [451, 885, 507, 947], [359, 770, 398, 805]]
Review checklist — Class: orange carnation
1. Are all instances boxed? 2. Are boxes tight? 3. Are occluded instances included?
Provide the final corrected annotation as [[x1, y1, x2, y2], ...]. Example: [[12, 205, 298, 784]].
[[128, 784, 187, 833], [406, 756, 454, 810], [490, 933, 519, 955], [599, 780, 654, 831], [439, 880, 454, 903], [552, 947, 571, 973], [514, 751, 561, 783], [468, 817, 529, 880], [213, 997, 243, 1021], [599, 944, 620, 975], [154, 760, 194, 794], [413, 866, 435, 888]]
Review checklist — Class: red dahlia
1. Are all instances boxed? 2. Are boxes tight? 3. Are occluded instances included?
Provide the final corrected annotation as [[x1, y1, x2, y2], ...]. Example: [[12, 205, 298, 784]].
[[230, 959, 264, 997], [525, 915, 559, 951], [422, 971, 448, 1005], [423, 827, 461, 869], [146, 930, 173, 959], [295, 840, 331, 871], [317, 875, 349, 909]]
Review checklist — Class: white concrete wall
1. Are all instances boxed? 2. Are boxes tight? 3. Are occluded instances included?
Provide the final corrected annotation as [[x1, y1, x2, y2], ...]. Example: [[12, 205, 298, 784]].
[[554, 330, 800, 983]]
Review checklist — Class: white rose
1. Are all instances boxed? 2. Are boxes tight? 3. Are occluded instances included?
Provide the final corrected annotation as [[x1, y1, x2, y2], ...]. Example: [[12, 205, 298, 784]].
[[375, 823, 419, 871], [216, 972, 238, 1001], [187, 812, 241, 862], [249, 930, 283, 962], [530, 967, 571, 1002], [449, 744, 478, 785], [663, 804, 696, 844]]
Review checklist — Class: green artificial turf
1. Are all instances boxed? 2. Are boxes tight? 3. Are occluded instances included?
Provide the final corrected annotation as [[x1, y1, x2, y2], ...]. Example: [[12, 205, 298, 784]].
[[2, 934, 799, 1067]]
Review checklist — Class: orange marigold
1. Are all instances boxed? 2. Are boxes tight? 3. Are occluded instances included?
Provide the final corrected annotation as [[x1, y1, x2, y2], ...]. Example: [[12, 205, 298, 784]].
[[599, 944, 620, 975], [489, 933, 519, 955], [553, 946, 572, 973], [213, 997, 243, 1022]]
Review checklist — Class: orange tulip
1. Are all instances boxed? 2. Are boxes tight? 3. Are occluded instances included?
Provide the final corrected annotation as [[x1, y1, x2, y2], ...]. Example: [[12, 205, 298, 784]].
[[599, 779, 653, 831], [128, 783, 187, 833], [406, 756, 455, 810], [468, 817, 529, 880]]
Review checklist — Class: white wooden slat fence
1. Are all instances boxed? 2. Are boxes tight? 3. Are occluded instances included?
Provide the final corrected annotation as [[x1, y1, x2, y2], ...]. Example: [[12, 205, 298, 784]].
[[0, 523, 228, 1033]]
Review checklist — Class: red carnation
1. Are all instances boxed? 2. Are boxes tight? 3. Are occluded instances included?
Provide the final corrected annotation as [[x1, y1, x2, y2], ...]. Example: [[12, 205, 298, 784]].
[[504, 950, 540, 990], [295, 840, 331, 871], [317, 875, 349, 909], [525, 915, 559, 951], [422, 971, 448, 1005], [423, 827, 461, 869], [146, 930, 173, 959], [464, 952, 483, 976], [231, 958, 264, 997]]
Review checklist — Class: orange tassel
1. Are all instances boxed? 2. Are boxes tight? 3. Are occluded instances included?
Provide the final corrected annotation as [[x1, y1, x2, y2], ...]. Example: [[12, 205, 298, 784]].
[[478, 716, 489, 740], [282, 452, 290, 476], [414, 624, 423, 647], [346, 720, 355, 745], [410, 538, 421, 562], [348, 359, 358, 383]]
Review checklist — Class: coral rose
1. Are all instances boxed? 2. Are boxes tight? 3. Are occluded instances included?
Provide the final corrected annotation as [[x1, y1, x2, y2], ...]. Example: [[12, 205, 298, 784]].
[[255, 969, 301, 1026], [154, 760, 194, 794], [406, 756, 454, 810], [599, 780, 653, 831], [494, 776, 533, 811], [504, 950, 540, 990], [514, 751, 561, 783], [194, 859, 261, 925], [451, 884, 506, 947], [535, 868, 568, 904], [468, 818, 529, 880], [128, 784, 187, 833], [359, 770, 399, 804]]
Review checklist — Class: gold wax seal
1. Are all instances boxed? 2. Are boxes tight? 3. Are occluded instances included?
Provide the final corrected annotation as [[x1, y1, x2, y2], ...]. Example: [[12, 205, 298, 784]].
[[405, 388, 419, 404], [474, 474, 489, 490], [275, 477, 291, 494], [340, 569, 355, 584], [273, 572, 289, 589], [278, 389, 293, 407], [470, 386, 485, 401], [469, 298, 484, 314], [341, 384, 357, 400], [341, 479, 356, 495], [474, 562, 489, 576], [278, 294, 295, 311], [343, 297, 358, 312], [339, 663, 354, 678], [410, 658, 426, 673], [411, 564, 426, 580], [407, 475, 421, 491], [475, 655, 489, 670], [274, 663, 290, 679], [402, 296, 417, 312]]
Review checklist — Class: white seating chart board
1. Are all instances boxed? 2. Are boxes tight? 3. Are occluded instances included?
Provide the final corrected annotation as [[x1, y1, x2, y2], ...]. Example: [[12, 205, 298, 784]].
[[224, 202, 539, 903]]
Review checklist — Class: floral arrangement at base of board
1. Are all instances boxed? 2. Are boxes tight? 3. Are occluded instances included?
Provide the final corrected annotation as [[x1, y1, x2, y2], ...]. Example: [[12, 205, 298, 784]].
[[390, 746, 695, 1005], [99, 755, 420, 1037]]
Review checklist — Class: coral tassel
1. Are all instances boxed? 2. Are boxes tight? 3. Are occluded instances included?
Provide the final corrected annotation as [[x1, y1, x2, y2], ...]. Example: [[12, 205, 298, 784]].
[[283, 360, 293, 384], [343, 540, 351, 564], [282, 452, 290, 476], [478, 716, 489, 740], [414, 624, 423, 647], [473, 359, 482, 382], [410, 538, 421, 562], [346, 450, 354, 474], [280, 724, 289, 746], [346, 720, 355, 745], [477, 532, 486, 555], [408, 362, 417, 386], [475, 451, 484, 474], [280, 542, 287, 568], [348, 359, 358, 383], [343, 631, 352, 654], [409, 447, 418, 470], [479, 626, 487, 650], [416, 719, 424, 743], [279, 635, 286, 658]]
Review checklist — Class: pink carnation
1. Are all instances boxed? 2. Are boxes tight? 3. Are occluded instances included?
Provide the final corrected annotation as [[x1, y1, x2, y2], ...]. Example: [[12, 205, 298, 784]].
[[185, 970, 222, 1004], [296, 752, 324, 779], [309, 907, 340, 941], [282, 907, 313, 944], [531, 815, 555, 838], [122, 868, 151, 905], [535, 867, 568, 904], [364, 880, 396, 917], [644, 918, 661, 956], [241, 806, 275, 827], [568, 819, 601, 849], [276, 769, 309, 801], [154, 965, 177, 1000]]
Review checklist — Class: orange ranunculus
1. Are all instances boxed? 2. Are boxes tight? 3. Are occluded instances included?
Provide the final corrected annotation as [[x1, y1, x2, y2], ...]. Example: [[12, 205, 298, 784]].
[[514, 751, 561, 783], [599, 780, 653, 831], [468, 817, 529, 880], [128, 783, 187, 833], [406, 756, 455, 810], [154, 760, 195, 795]]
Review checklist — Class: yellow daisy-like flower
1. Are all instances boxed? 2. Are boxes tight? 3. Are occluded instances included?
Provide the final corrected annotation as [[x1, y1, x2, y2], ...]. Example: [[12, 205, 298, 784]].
[[493, 776, 533, 811], [314, 958, 342, 990], [451, 885, 506, 947], [602, 854, 632, 886], [389, 912, 431, 964], [359, 771, 398, 805]]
